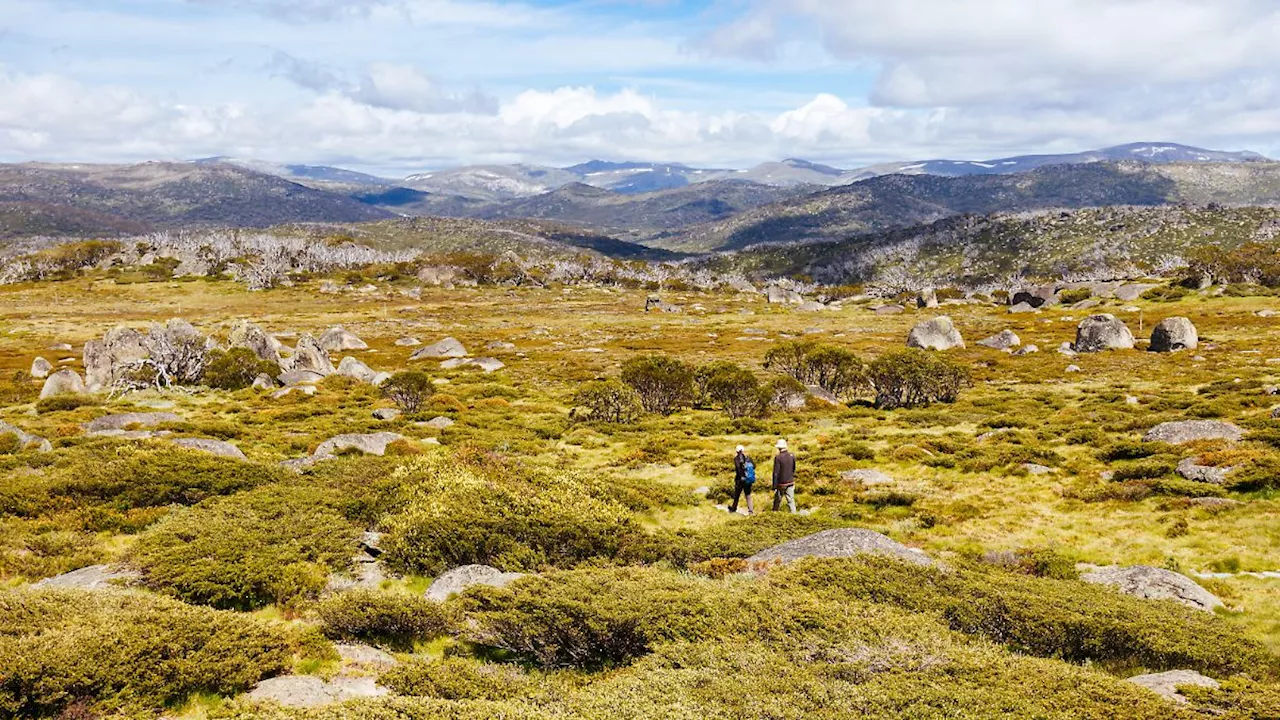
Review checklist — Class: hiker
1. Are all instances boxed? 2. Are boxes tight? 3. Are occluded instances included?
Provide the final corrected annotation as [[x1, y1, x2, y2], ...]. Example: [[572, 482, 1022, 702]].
[[729, 445, 756, 515], [772, 439, 796, 513]]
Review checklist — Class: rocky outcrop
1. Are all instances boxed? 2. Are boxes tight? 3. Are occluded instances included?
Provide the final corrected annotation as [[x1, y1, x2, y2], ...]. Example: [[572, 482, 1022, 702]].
[[1080, 565, 1223, 612], [1144, 420, 1243, 445], [336, 357, 390, 385], [1074, 314, 1135, 352], [1176, 457, 1231, 484], [766, 286, 804, 305], [319, 326, 368, 352], [245, 675, 387, 708], [0, 421, 52, 452], [1114, 283, 1160, 302], [906, 316, 965, 351], [1150, 317, 1198, 352], [1127, 670, 1219, 704], [40, 369, 86, 399], [745, 529, 932, 567], [411, 337, 468, 360], [288, 334, 335, 376], [425, 564, 526, 601], [1011, 285, 1057, 308], [313, 432, 407, 460], [228, 320, 282, 365], [976, 330, 1021, 350], [83, 326, 147, 391]]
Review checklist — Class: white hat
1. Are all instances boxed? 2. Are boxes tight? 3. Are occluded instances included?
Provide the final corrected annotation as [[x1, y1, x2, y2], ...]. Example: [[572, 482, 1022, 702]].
[[776, 439, 788, 450], [736, 445, 745, 453]]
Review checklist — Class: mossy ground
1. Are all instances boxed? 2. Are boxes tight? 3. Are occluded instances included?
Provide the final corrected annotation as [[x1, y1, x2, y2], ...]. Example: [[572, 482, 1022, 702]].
[[2, 272, 1280, 716]]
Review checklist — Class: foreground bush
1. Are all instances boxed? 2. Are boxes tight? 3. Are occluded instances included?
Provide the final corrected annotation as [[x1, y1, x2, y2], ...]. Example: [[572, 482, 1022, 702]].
[[316, 589, 447, 649], [0, 588, 293, 717], [381, 453, 645, 576], [620, 356, 695, 415], [130, 484, 362, 609]]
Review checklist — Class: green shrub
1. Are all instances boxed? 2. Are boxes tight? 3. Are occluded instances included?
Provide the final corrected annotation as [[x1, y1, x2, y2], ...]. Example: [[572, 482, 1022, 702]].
[[203, 347, 280, 390], [621, 356, 696, 415], [130, 484, 362, 609], [571, 379, 643, 423], [868, 350, 970, 409], [1097, 442, 1168, 461], [381, 452, 645, 576], [1057, 288, 1092, 304], [766, 376, 808, 411], [764, 341, 868, 399], [315, 589, 447, 649], [1141, 285, 1190, 302], [380, 658, 547, 700], [383, 371, 435, 414], [701, 363, 769, 419], [1110, 461, 1175, 481], [35, 395, 96, 414], [0, 588, 293, 717]]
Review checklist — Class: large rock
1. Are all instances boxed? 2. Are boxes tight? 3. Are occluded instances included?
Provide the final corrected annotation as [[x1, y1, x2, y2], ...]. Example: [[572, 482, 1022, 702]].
[[1080, 565, 1223, 612], [976, 329, 1021, 350], [83, 326, 147, 391], [0, 421, 52, 452], [289, 334, 335, 376], [916, 287, 939, 309], [411, 337, 468, 360], [425, 564, 526, 601], [441, 357, 505, 374], [1073, 314, 1135, 352], [1176, 457, 1231, 484], [766, 286, 804, 305], [171, 437, 247, 460], [279, 369, 326, 387], [40, 369, 86, 399], [319, 326, 368, 352], [84, 412, 181, 434], [336, 357, 389, 385], [745, 528, 933, 567], [1127, 670, 1219, 704], [906, 316, 965, 351], [313, 432, 407, 460], [1115, 283, 1160, 302], [34, 564, 140, 590], [1144, 420, 1243, 445], [1150, 317, 1198, 352], [30, 357, 52, 379], [228, 320, 282, 365]]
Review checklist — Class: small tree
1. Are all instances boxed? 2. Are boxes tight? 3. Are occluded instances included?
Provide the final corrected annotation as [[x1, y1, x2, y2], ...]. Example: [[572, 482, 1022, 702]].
[[763, 340, 817, 381], [620, 356, 696, 416], [572, 379, 643, 423], [867, 349, 970, 409], [203, 348, 280, 390], [767, 376, 808, 412], [703, 364, 769, 419], [382, 371, 435, 414], [765, 340, 868, 399]]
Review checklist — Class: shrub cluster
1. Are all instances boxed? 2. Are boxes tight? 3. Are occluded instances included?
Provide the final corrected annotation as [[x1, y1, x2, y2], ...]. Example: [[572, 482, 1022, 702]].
[[765, 340, 868, 399], [620, 356, 696, 415], [130, 484, 362, 609], [315, 589, 447, 649], [0, 588, 293, 717], [867, 349, 970, 409], [572, 378, 643, 423]]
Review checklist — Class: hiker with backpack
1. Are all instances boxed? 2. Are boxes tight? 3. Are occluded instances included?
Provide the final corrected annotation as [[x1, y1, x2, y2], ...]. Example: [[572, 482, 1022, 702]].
[[729, 445, 756, 515], [772, 439, 797, 513]]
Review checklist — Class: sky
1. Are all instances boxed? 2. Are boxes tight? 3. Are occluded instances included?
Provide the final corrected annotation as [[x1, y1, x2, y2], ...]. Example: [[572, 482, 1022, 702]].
[[2, 0, 1280, 176]]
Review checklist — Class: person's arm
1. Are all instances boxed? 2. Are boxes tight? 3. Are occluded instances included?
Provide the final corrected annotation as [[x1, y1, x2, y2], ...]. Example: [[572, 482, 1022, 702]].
[[772, 456, 781, 486]]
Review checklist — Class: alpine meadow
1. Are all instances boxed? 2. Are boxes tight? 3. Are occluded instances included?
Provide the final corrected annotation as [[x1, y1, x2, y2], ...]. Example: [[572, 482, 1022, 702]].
[[4, 1, 1280, 719]]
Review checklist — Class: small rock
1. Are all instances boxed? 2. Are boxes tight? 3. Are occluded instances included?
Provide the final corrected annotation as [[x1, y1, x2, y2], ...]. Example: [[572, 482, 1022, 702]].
[[0, 421, 52, 453], [313, 432, 407, 460], [841, 469, 894, 485], [487, 341, 517, 352], [373, 408, 401, 421], [278, 369, 326, 387], [1074, 314, 1135, 352], [273, 385, 317, 399], [84, 412, 180, 434], [1127, 670, 1219, 704], [171, 437, 246, 460], [917, 287, 939, 309], [745, 529, 932, 567], [319, 326, 368, 352], [873, 304, 905, 315], [1150, 317, 1198, 352], [976, 330, 1021, 350], [1065, 364, 1082, 373], [1012, 345, 1040, 356], [420, 416, 455, 430], [906, 316, 965, 351], [1007, 302, 1038, 314], [395, 337, 421, 347], [425, 564, 526, 602], [245, 675, 387, 708], [1114, 283, 1159, 302], [34, 564, 140, 590], [1023, 463, 1055, 475], [252, 374, 276, 390], [1176, 457, 1231, 484], [47, 343, 73, 352], [335, 643, 398, 669], [336, 356, 384, 385]]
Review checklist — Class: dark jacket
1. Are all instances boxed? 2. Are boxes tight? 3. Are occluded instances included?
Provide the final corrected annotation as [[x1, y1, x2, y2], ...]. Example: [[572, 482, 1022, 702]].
[[773, 450, 796, 488], [734, 452, 752, 482]]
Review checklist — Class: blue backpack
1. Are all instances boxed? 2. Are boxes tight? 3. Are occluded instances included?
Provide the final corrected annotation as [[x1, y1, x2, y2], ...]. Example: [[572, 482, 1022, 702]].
[[743, 459, 756, 484]]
